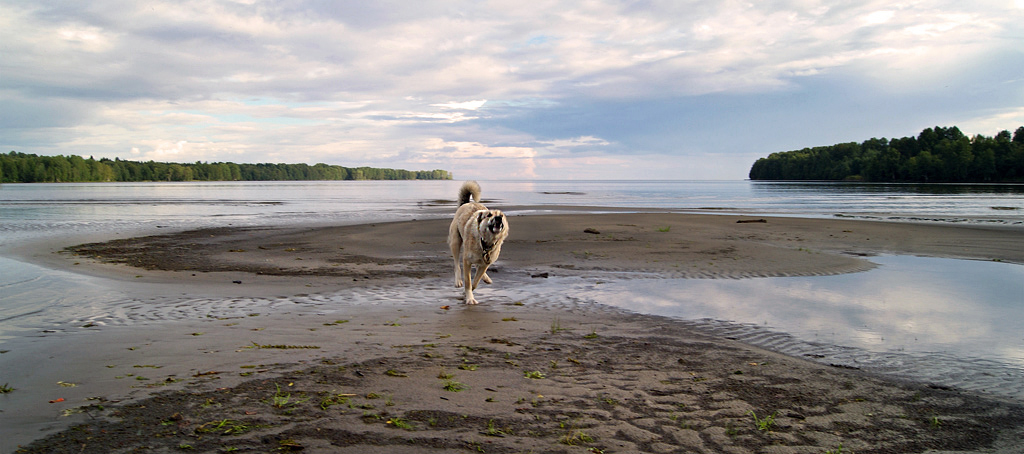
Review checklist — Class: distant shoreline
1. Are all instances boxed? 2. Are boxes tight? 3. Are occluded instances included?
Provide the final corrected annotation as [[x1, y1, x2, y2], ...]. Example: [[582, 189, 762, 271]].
[[0, 151, 453, 183]]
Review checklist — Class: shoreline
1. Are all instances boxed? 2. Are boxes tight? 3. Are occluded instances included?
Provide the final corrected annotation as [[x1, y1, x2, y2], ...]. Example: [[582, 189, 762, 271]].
[[5, 213, 1024, 452]]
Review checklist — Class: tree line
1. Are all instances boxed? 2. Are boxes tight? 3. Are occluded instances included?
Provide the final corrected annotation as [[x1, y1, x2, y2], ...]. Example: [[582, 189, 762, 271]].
[[749, 126, 1024, 182], [0, 152, 452, 183]]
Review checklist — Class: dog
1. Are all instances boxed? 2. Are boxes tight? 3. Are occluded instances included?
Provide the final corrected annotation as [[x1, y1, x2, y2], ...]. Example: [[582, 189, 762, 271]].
[[448, 181, 509, 305]]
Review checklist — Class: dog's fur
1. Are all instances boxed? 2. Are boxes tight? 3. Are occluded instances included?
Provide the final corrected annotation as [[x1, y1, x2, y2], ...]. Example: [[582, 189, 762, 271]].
[[448, 181, 509, 305]]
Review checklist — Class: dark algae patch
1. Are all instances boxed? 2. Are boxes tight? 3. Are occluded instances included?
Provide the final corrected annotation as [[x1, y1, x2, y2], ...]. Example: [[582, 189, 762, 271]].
[[15, 331, 1024, 453]]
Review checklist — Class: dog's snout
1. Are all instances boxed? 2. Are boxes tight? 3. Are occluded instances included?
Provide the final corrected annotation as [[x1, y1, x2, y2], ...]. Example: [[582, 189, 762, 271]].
[[490, 215, 504, 233]]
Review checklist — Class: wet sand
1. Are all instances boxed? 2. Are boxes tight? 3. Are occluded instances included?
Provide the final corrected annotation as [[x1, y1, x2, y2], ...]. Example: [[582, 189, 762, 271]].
[[6, 212, 1024, 453]]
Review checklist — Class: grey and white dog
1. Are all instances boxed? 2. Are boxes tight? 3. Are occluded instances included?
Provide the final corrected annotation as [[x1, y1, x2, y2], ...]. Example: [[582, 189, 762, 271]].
[[448, 181, 509, 304]]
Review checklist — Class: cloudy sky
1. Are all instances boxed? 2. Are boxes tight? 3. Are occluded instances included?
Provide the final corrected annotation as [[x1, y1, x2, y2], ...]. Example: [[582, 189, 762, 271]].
[[2, 1, 1022, 180]]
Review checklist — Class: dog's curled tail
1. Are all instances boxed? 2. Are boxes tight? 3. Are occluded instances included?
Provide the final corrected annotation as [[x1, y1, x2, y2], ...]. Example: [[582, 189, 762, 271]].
[[457, 180, 482, 206]]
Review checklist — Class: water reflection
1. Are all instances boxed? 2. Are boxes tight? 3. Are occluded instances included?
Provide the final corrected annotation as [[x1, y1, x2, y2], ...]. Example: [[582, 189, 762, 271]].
[[564, 256, 1024, 367], [749, 181, 1024, 221], [752, 181, 1024, 195]]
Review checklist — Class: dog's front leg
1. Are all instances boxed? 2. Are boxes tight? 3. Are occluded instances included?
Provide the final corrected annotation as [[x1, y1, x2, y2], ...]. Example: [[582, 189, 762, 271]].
[[471, 263, 491, 291], [462, 258, 478, 304]]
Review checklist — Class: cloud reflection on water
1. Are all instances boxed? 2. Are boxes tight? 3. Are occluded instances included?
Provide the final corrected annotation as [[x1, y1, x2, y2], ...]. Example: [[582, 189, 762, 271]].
[[567, 255, 1024, 367]]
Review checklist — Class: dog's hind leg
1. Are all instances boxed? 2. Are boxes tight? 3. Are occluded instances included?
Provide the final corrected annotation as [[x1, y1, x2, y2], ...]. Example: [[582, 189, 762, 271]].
[[450, 233, 464, 288], [449, 219, 465, 288]]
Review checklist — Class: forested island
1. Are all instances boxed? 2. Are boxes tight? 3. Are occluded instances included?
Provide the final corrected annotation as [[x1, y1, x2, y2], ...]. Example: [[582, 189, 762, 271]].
[[0, 152, 452, 183], [749, 126, 1024, 182]]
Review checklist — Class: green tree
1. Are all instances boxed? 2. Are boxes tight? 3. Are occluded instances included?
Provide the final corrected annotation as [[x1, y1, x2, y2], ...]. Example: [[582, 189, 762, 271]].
[[970, 134, 997, 181], [749, 125, 1024, 182]]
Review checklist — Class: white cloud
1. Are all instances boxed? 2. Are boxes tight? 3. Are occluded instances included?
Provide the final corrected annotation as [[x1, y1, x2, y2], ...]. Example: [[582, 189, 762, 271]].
[[57, 25, 116, 52], [431, 100, 488, 110], [954, 107, 1024, 137], [862, 10, 895, 25]]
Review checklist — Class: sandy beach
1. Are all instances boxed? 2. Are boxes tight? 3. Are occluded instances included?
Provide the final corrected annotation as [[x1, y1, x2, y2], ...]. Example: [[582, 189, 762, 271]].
[[6, 212, 1024, 453]]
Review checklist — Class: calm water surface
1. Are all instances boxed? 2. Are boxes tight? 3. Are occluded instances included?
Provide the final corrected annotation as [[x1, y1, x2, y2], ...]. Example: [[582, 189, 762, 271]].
[[1, 180, 1023, 398]]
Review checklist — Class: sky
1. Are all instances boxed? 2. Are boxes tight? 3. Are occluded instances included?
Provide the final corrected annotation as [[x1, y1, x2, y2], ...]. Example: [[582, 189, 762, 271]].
[[2, 1, 1023, 180]]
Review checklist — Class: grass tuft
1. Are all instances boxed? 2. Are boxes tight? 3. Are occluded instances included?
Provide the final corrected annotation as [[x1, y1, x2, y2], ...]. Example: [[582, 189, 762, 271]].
[[482, 419, 506, 437], [319, 392, 352, 410], [748, 410, 777, 431], [443, 380, 468, 392], [550, 317, 568, 334], [267, 383, 309, 408], [195, 419, 262, 436], [386, 417, 414, 430], [560, 426, 595, 445]]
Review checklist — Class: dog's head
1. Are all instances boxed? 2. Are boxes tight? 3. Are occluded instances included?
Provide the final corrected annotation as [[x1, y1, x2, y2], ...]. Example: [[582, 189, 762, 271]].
[[477, 209, 508, 237]]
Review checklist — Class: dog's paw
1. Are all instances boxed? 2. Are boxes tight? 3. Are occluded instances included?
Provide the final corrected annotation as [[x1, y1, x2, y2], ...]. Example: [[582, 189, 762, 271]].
[[465, 296, 479, 305], [455, 279, 464, 288], [481, 273, 492, 284]]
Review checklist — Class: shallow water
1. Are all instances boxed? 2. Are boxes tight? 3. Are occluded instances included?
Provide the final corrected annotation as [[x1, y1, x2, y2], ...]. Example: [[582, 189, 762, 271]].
[[2, 180, 1023, 231], [563, 256, 1024, 366], [489, 256, 1024, 399], [2, 180, 1024, 400]]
